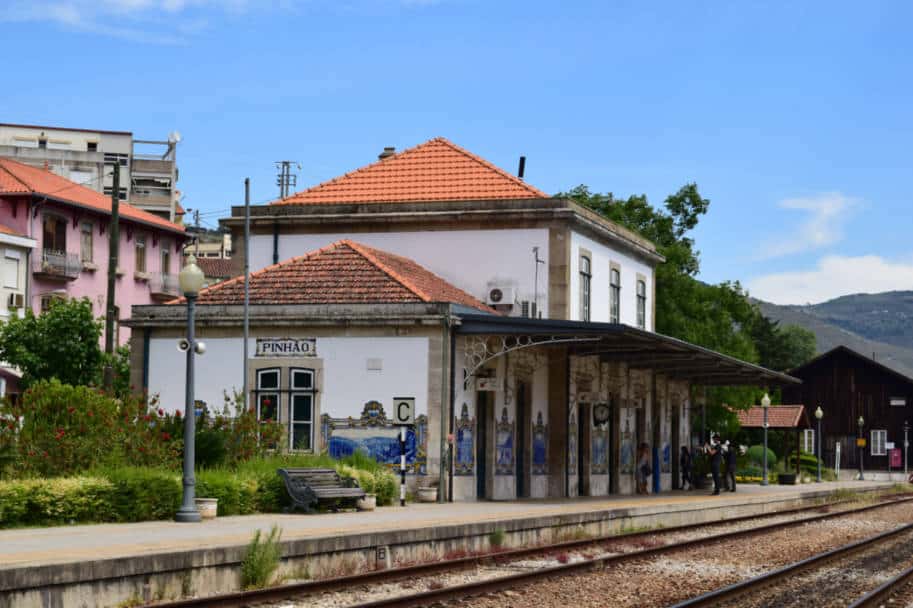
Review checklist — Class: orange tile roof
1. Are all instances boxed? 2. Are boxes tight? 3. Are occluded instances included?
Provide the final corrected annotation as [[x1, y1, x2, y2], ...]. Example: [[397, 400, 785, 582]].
[[272, 137, 549, 205], [196, 257, 236, 280], [0, 223, 27, 238], [735, 405, 810, 429], [179, 240, 496, 313], [0, 158, 184, 235]]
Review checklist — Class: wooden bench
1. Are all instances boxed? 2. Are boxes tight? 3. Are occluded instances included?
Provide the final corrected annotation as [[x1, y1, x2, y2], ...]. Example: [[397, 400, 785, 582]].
[[278, 467, 365, 513]]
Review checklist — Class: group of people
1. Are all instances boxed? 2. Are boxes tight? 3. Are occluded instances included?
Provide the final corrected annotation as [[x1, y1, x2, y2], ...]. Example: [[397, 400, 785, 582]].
[[634, 435, 739, 496], [679, 434, 738, 496]]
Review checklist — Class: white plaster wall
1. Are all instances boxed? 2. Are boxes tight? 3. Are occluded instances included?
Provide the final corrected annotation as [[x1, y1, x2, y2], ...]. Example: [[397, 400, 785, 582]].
[[250, 229, 550, 317], [568, 230, 654, 329], [147, 336, 429, 419]]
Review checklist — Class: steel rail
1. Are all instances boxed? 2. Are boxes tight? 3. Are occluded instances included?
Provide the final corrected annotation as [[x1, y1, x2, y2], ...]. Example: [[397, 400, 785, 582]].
[[847, 561, 913, 608], [670, 522, 913, 607], [145, 493, 912, 608], [353, 497, 913, 608]]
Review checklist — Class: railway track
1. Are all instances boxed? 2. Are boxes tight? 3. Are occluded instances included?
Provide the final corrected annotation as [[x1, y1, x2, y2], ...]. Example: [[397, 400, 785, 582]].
[[146, 492, 913, 608], [671, 521, 913, 607]]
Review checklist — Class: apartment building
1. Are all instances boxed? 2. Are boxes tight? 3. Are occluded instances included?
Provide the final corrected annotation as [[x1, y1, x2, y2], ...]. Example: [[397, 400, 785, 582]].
[[0, 123, 180, 222]]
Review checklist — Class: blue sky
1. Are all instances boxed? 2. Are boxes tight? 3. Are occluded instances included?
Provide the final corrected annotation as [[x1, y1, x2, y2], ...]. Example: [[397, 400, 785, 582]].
[[2, 1, 912, 304]]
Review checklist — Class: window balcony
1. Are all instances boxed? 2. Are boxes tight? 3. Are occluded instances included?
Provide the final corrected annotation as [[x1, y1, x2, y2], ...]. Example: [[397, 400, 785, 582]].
[[150, 273, 180, 301], [33, 250, 80, 281]]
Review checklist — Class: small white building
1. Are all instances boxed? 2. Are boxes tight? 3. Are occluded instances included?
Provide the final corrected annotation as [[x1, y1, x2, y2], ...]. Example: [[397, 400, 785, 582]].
[[132, 139, 797, 501]]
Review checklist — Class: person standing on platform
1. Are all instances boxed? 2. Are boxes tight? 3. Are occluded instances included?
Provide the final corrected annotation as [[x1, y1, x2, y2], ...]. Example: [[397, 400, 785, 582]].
[[725, 440, 737, 492], [636, 443, 651, 494], [709, 436, 722, 496], [680, 446, 692, 490]]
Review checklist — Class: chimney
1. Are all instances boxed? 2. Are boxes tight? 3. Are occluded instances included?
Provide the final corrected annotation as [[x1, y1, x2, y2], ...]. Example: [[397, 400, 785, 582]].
[[378, 146, 396, 160], [517, 156, 526, 179]]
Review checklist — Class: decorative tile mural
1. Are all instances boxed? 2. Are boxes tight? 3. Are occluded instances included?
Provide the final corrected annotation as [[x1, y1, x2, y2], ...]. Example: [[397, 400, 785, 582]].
[[455, 403, 475, 476], [495, 406, 514, 476], [592, 426, 608, 475], [567, 405, 578, 477], [620, 415, 634, 475], [532, 411, 548, 475], [320, 401, 428, 474]]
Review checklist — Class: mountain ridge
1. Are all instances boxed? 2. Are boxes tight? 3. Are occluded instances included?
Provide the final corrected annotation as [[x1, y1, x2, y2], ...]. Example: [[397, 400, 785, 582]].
[[755, 290, 913, 378]]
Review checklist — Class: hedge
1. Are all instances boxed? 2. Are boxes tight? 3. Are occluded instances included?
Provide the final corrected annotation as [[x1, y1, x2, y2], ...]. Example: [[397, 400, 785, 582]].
[[0, 458, 399, 527]]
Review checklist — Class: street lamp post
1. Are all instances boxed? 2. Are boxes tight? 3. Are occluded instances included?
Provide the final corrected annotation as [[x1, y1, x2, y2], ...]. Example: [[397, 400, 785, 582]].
[[904, 420, 909, 478], [857, 415, 865, 482], [814, 406, 823, 483], [761, 393, 771, 487], [175, 255, 206, 523]]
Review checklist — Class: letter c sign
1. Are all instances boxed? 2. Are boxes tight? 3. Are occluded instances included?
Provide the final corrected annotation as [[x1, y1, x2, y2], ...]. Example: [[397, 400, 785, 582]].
[[392, 397, 415, 426]]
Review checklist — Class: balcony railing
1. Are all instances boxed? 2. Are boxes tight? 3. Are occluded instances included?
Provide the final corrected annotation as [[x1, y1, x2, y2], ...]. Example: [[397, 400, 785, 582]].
[[150, 273, 180, 300], [33, 250, 81, 280]]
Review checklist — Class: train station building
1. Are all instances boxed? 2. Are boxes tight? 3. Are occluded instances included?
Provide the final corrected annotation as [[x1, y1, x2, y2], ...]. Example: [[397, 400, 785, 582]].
[[129, 137, 796, 500]]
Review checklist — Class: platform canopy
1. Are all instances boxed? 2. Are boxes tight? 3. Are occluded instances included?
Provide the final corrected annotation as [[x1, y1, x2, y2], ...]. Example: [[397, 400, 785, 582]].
[[735, 405, 811, 429], [455, 314, 800, 387]]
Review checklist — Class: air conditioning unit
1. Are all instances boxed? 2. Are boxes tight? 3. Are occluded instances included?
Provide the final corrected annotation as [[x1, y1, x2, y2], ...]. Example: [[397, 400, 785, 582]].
[[520, 300, 538, 319], [486, 285, 517, 306], [7, 293, 24, 309]]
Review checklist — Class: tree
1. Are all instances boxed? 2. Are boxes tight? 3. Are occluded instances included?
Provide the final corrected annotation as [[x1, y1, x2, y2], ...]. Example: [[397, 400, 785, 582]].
[[750, 316, 817, 372], [0, 298, 103, 388]]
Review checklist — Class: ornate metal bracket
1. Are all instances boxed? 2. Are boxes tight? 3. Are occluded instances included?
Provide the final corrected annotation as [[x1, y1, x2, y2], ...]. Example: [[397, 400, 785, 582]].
[[462, 335, 601, 379]]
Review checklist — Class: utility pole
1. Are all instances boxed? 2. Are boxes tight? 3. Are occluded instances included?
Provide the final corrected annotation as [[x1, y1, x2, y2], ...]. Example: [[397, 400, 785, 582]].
[[242, 179, 250, 410], [194, 209, 201, 256], [275, 161, 299, 199], [102, 164, 120, 390]]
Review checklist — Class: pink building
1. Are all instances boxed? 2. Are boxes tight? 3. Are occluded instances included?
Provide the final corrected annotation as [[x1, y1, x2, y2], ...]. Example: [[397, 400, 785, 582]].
[[0, 158, 186, 343]]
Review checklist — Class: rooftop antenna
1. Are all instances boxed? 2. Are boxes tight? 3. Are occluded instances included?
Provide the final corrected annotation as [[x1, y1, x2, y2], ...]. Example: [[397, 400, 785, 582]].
[[275, 161, 300, 199], [533, 246, 545, 318]]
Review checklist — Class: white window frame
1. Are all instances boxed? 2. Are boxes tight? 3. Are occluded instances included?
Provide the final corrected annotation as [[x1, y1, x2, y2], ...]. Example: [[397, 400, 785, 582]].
[[255, 368, 281, 424], [871, 429, 887, 456], [4, 249, 20, 289], [135, 235, 147, 273], [80, 221, 94, 263], [802, 429, 815, 454], [288, 368, 315, 452], [636, 280, 647, 329], [579, 254, 591, 322], [609, 267, 620, 324]]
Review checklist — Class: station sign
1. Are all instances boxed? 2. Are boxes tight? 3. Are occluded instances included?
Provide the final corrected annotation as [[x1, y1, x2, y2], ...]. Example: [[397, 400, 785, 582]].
[[392, 397, 415, 426], [255, 337, 316, 357], [476, 377, 499, 392], [890, 397, 907, 407]]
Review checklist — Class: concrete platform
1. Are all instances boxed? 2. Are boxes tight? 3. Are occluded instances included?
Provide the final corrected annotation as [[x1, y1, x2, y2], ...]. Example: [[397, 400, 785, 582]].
[[0, 481, 896, 608]]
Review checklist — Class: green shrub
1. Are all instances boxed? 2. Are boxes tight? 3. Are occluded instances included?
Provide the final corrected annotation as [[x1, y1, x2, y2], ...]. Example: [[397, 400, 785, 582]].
[[197, 470, 258, 516], [786, 451, 820, 474], [240, 525, 282, 590], [101, 467, 181, 522], [747, 445, 777, 467], [372, 469, 397, 506]]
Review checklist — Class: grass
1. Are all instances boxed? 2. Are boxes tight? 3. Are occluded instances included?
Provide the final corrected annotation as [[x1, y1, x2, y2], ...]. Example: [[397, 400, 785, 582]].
[[488, 528, 506, 548], [240, 525, 282, 590]]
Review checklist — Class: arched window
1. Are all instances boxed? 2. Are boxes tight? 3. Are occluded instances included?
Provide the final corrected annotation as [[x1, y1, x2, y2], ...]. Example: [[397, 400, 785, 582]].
[[579, 255, 591, 322], [610, 268, 621, 323], [636, 279, 647, 329]]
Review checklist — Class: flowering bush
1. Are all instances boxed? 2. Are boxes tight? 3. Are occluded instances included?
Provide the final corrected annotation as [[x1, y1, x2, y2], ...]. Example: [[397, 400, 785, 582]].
[[0, 380, 181, 477]]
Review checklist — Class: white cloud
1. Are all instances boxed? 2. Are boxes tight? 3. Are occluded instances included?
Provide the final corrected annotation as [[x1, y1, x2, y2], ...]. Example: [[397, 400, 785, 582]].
[[0, 0, 251, 42], [748, 254, 913, 304], [758, 192, 858, 259]]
